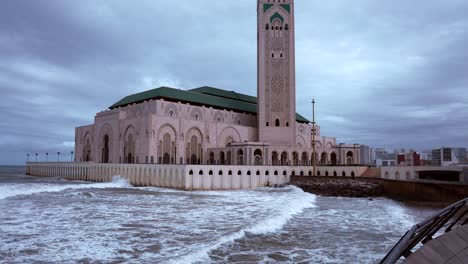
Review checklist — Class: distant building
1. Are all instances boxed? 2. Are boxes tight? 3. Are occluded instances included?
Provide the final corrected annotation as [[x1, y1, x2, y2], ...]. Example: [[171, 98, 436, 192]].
[[452, 148, 467, 164], [397, 151, 421, 166], [376, 153, 397, 167], [359, 145, 372, 165], [420, 150, 433, 161], [394, 148, 415, 155], [371, 148, 386, 165], [432, 147, 467, 166]]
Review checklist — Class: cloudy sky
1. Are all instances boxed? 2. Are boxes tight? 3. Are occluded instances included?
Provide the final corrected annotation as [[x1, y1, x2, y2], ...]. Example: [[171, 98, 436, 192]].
[[1, 0, 468, 165]]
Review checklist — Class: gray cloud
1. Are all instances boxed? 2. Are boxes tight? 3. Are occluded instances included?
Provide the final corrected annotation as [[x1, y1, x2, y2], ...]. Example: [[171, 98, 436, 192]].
[[1, 0, 467, 164]]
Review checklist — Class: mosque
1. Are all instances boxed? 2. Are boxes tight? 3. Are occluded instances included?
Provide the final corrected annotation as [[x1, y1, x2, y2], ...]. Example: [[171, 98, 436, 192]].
[[74, 0, 361, 167]]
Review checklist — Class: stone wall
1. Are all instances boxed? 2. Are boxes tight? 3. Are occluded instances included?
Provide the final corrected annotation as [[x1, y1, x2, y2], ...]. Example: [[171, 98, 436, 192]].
[[383, 180, 468, 202]]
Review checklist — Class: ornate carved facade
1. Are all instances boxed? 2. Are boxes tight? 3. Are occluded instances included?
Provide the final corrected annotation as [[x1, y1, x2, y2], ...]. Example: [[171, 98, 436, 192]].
[[74, 1, 362, 166]]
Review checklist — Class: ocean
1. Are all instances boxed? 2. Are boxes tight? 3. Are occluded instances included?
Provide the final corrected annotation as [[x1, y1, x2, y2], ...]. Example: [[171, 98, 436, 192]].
[[0, 166, 441, 263]]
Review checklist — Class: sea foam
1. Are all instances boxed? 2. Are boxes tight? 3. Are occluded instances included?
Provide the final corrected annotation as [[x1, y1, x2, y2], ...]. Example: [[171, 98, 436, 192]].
[[168, 186, 316, 264], [0, 176, 131, 200]]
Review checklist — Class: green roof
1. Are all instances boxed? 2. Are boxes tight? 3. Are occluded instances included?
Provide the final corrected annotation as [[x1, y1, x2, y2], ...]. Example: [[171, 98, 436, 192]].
[[110, 86, 310, 123], [190, 86, 257, 104]]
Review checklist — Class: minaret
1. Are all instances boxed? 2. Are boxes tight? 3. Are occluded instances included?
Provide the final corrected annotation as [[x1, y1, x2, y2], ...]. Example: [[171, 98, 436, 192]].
[[257, 0, 296, 147]]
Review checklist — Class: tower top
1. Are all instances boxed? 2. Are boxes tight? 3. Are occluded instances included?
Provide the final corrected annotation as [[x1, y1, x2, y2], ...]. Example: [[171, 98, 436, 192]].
[[257, 0, 296, 147]]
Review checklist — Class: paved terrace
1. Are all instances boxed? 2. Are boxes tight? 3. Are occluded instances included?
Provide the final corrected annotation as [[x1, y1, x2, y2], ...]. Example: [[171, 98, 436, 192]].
[[381, 198, 468, 264], [405, 225, 468, 264]]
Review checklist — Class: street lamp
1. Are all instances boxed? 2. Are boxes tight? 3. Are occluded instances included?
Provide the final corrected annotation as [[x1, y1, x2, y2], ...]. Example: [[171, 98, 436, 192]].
[[312, 98, 317, 176], [46, 152, 48, 162], [35, 153, 38, 162], [57, 152, 60, 162], [26, 153, 30, 162], [70, 151, 74, 162]]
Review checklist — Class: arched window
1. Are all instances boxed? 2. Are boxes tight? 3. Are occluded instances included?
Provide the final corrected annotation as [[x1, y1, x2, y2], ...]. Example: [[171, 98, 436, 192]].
[[102, 134, 110, 163], [275, 119, 280, 127], [266, 122, 269, 127], [265, 24, 269, 30], [286, 122, 289, 127], [254, 149, 262, 165], [285, 24, 289, 30]]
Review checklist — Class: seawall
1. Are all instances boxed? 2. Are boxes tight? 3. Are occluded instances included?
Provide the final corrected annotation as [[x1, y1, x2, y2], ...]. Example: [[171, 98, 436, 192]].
[[26, 162, 309, 190], [26, 163, 370, 191]]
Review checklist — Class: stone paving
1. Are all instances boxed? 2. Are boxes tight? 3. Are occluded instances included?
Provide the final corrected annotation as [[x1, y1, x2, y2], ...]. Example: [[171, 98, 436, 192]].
[[405, 225, 468, 264]]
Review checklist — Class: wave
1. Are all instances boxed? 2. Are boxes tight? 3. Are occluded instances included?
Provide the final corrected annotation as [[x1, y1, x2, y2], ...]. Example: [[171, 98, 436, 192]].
[[383, 201, 416, 230], [168, 186, 316, 264], [0, 176, 131, 200]]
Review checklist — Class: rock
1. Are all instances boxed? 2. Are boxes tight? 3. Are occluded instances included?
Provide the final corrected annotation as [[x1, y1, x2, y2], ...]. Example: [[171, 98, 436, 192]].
[[293, 178, 383, 197]]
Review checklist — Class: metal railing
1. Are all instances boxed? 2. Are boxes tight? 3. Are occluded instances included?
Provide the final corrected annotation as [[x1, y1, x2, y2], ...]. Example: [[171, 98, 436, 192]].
[[380, 197, 468, 263]]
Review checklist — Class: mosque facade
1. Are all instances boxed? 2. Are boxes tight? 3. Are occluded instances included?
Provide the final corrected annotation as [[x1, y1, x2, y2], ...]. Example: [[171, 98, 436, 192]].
[[74, 0, 361, 167]]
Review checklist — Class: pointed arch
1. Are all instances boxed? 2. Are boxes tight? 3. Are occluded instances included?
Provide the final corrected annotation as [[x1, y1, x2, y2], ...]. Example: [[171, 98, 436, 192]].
[[82, 131, 92, 162], [186, 127, 203, 164], [123, 125, 136, 163], [164, 103, 178, 118], [214, 111, 224, 123], [190, 108, 203, 121], [217, 127, 241, 147], [296, 135, 307, 148], [157, 124, 177, 164], [98, 123, 113, 164]]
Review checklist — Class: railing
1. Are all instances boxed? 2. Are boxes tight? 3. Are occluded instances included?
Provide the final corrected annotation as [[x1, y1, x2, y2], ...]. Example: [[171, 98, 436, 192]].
[[380, 197, 468, 264]]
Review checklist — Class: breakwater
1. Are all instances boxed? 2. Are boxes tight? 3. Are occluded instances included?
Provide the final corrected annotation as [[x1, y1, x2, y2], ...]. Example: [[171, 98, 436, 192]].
[[292, 177, 384, 197]]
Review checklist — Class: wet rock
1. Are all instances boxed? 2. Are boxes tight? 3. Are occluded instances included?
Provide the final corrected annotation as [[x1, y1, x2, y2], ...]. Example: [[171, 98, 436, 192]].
[[268, 252, 290, 262], [227, 253, 262, 262], [82, 192, 93, 198], [293, 179, 383, 197]]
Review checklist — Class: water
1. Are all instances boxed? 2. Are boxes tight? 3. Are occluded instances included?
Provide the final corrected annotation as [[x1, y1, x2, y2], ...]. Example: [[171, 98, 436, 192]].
[[0, 166, 442, 263]]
